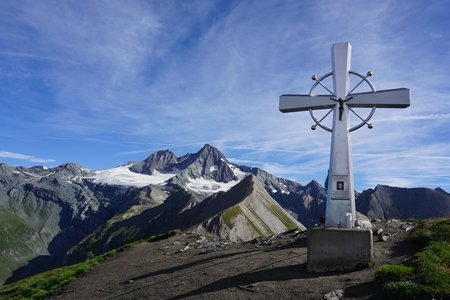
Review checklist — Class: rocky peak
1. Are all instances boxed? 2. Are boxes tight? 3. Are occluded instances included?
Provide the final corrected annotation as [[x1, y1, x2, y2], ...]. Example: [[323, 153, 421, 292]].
[[191, 144, 229, 165], [304, 180, 325, 195], [144, 150, 177, 172], [374, 184, 402, 191], [176, 144, 237, 183], [150, 150, 177, 162], [128, 144, 237, 184], [53, 163, 88, 177], [435, 187, 449, 196], [238, 165, 301, 194], [29, 166, 49, 171], [55, 163, 82, 170], [198, 143, 223, 156], [0, 163, 17, 185], [129, 150, 177, 175], [0, 163, 14, 174]]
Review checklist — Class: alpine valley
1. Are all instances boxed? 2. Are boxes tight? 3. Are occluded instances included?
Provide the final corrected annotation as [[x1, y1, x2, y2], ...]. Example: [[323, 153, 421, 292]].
[[0, 144, 449, 285]]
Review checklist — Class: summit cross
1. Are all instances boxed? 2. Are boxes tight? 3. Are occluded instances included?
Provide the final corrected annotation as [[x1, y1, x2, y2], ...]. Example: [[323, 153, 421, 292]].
[[279, 42, 410, 228]]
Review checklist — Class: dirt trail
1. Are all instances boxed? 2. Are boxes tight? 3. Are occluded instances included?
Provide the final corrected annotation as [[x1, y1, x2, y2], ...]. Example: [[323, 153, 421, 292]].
[[49, 223, 416, 300]]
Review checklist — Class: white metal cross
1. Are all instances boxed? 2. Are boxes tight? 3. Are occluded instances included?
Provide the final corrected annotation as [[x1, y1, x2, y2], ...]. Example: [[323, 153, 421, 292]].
[[279, 42, 410, 228]]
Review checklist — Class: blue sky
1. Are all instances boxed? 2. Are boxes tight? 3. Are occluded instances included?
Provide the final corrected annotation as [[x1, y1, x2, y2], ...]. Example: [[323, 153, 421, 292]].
[[0, 0, 449, 191]]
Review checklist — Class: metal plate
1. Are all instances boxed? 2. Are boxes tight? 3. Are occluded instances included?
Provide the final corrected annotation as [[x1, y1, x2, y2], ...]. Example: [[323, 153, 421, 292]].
[[331, 175, 350, 200]]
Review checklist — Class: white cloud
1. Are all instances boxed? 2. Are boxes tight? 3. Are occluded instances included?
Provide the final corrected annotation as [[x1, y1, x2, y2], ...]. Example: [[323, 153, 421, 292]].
[[0, 151, 55, 164], [0, 1, 449, 190]]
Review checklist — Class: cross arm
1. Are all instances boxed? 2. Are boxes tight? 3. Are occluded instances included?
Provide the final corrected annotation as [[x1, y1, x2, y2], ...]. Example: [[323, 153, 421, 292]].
[[279, 94, 335, 113], [348, 88, 410, 108]]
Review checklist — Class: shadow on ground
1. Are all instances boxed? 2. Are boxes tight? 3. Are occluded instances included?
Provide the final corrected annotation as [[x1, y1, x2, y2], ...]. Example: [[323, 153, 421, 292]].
[[168, 263, 308, 299], [129, 249, 263, 282]]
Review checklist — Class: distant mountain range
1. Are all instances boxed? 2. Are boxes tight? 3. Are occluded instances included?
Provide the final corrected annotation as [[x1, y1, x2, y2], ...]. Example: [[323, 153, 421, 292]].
[[0, 144, 449, 285]]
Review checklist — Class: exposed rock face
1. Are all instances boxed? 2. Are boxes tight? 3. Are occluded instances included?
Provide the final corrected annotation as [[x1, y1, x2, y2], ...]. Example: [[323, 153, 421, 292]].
[[0, 206, 49, 285], [435, 187, 450, 197], [129, 150, 177, 175], [67, 186, 198, 261], [191, 175, 306, 242], [176, 144, 237, 183], [69, 175, 306, 260], [127, 145, 326, 226], [237, 166, 328, 227], [2, 144, 450, 287], [356, 184, 450, 220], [269, 180, 327, 227], [0, 163, 166, 285], [130, 144, 237, 184], [239, 165, 301, 193]]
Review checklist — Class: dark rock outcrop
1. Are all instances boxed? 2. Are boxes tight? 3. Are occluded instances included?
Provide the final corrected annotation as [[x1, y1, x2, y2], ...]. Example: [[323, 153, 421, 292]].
[[129, 150, 177, 175], [356, 184, 450, 220]]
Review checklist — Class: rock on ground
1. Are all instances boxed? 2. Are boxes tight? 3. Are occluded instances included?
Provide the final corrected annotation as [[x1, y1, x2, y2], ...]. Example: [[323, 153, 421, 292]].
[[48, 220, 418, 300]]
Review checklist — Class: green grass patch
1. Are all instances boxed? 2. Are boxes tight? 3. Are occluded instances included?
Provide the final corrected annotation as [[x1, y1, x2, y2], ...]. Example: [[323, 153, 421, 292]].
[[223, 206, 242, 228], [269, 204, 299, 231], [0, 207, 48, 285], [410, 218, 450, 246], [0, 250, 112, 300], [222, 205, 265, 237], [375, 218, 450, 299], [0, 229, 181, 300], [384, 281, 434, 300], [412, 241, 450, 295], [243, 214, 264, 237], [375, 265, 413, 284], [245, 204, 273, 235]]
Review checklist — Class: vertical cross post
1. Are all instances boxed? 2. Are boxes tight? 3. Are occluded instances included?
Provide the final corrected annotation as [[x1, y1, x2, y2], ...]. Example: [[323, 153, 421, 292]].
[[326, 42, 355, 227]]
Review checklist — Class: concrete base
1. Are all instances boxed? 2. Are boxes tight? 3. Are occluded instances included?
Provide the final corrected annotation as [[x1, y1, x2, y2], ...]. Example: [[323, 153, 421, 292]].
[[307, 227, 373, 272]]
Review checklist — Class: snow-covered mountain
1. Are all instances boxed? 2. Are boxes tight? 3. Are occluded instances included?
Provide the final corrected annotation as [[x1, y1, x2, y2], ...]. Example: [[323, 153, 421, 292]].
[[93, 144, 306, 199], [94, 144, 250, 196], [0, 145, 311, 284], [1, 144, 449, 286]]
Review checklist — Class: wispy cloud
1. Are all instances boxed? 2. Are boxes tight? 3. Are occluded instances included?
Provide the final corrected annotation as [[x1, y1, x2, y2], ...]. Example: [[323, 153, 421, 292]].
[[0, 151, 55, 164], [0, 1, 448, 190]]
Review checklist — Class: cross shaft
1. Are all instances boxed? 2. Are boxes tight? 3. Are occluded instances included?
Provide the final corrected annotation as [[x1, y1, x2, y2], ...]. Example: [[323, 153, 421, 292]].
[[279, 42, 410, 228]]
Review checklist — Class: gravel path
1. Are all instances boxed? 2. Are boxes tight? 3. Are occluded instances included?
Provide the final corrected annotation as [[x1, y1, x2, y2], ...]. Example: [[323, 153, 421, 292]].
[[49, 222, 416, 300]]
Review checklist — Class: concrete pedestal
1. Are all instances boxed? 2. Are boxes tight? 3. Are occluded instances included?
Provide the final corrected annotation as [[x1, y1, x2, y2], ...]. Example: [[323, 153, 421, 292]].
[[307, 227, 373, 272]]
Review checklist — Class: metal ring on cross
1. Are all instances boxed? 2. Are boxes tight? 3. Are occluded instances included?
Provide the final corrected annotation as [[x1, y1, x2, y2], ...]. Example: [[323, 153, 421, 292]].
[[308, 70, 376, 132]]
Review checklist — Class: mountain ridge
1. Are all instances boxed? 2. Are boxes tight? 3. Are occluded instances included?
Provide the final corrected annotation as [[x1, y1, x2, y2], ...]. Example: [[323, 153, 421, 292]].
[[0, 144, 449, 286], [68, 174, 305, 261]]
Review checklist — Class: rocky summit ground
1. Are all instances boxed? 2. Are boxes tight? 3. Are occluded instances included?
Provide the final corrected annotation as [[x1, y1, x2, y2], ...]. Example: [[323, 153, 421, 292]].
[[49, 219, 417, 300]]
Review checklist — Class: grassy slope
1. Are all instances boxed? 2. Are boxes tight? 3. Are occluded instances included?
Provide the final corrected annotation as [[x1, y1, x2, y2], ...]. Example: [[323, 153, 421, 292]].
[[68, 208, 153, 261], [222, 188, 301, 239], [0, 207, 46, 285], [375, 218, 450, 299], [0, 230, 180, 300]]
